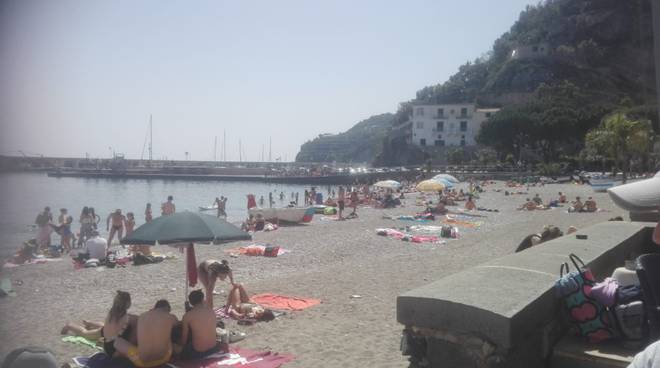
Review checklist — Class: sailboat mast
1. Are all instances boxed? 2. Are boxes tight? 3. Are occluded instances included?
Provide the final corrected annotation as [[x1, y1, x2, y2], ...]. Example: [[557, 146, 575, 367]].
[[239, 139, 242, 162], [223, 130, 226, 162], [214, 136, 217, 161], [149, 115, 153, 161], [268, 136, 272, 162]]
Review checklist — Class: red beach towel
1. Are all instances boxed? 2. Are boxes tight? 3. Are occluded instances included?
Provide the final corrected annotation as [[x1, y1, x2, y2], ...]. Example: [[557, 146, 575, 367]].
[[173, 348, 294, 368], [250, 294, 321, 311], [187, 244, 198, 287]]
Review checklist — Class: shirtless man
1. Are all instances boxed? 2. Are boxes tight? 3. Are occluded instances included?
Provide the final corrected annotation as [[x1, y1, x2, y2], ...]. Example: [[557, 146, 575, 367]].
[[106, 209, 126, 245], [115, 299, 178, 368], [520, 198, 537, 211], [584, 197, 597, 212], [465, 195, 476, 211], [571, 196, 584, 212], [558, 192, 567, 203], [162, 195, 176, 216], [179, 290, 222, 360], [215, 196, 227, 218]]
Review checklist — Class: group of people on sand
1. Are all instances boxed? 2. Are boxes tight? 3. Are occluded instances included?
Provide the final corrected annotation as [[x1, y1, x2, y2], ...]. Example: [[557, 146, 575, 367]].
[[62, 259, 272, 366], [32, 196, 177, 257]]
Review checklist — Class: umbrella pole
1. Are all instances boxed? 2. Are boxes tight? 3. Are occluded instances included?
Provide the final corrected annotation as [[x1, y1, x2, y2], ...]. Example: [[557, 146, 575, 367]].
[[185, 244, 189, 302]]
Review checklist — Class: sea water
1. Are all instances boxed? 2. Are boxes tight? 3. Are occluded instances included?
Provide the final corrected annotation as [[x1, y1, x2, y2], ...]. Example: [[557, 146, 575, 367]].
[[0, 172, 321, 258]]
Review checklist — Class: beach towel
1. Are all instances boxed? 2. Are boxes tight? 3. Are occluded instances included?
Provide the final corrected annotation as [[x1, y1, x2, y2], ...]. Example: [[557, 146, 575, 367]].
[[250, 294, 321, 311], [62, 336, 102, 351], [376, 228, 405, 239], [441, 218, 482, 228], [224, 245, 289, 257], [74, 348, 294, 368]]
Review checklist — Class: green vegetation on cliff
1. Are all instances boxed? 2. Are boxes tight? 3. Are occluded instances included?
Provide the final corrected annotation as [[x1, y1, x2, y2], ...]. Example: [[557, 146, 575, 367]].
[[295, 113, 394, 163], [298, 0, 657, 166]]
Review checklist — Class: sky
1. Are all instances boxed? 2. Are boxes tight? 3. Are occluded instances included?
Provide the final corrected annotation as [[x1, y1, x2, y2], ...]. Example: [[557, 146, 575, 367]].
[[0, 0, 534, 162]]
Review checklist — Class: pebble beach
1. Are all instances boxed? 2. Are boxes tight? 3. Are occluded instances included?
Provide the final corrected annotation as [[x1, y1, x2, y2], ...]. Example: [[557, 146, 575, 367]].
[[0, 181, 625, 367]]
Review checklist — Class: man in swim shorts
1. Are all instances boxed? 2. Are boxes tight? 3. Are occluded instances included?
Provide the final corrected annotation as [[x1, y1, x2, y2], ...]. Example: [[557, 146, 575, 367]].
[[115, 299, 178, 368], [180, 290, 223, 359], [106, 209, 126, 245], [162, 195, 176, 215]]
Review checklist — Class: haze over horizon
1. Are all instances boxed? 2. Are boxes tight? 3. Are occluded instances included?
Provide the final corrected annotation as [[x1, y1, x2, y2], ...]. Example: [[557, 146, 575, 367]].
[[0, 0, 534, 162]]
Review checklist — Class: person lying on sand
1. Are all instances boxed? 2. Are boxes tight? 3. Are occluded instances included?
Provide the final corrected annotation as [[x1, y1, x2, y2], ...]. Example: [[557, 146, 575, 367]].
[[225, 284, 275, 322], [558, 192, 567, 203], [61, 291, 137, 358], [179, 290, 223, 360], [115, 299, 178, 368], [515, 226, 564, 252], [427, 201, 448, 215]]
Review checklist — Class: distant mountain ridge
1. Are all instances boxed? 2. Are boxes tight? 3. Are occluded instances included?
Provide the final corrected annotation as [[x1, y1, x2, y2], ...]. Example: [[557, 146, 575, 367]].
[[295, 113, 394, 163]]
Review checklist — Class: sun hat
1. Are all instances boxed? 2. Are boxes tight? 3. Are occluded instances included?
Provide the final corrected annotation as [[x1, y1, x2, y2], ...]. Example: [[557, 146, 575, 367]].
[[607, 171, 660, 212]]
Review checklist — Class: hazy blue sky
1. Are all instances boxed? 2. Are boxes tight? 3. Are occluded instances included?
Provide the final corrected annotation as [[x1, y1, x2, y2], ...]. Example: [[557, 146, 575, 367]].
[[0, 0, 533, 162]]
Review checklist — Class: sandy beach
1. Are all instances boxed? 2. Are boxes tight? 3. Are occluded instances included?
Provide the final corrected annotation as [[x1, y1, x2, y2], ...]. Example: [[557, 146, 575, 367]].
[[0, 181, 626, 367]]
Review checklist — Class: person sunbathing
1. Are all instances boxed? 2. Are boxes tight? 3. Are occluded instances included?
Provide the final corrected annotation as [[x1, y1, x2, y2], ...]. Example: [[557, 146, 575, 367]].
[[225, 284, 275, 322], [515, 226, 563, 252], [465, 196, 476, 211], [519, 198, 537, 211], [61, 291, 136, 358], [558, 192, 567, 203], [569, 197, 584, 213], [584, 197, 598, 212], [115, 299, 178, 368], [428, 202, 448, 215], [179, 290, 223, 360]]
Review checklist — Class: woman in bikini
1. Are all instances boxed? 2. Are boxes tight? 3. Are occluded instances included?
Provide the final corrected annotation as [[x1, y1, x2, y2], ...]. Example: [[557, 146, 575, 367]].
[[197, 260, 235, 308], [61, 291, 136, 358], [225, 284, 275, 322]]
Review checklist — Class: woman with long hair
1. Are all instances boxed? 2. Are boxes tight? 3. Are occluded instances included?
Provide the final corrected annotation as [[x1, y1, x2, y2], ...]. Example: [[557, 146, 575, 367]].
[[198, 260, 235, 308], [61, 291, 136, 357]]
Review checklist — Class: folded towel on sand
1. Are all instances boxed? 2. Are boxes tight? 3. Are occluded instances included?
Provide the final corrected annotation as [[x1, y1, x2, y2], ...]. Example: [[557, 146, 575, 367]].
[[62, 336, 102, 351], [74, 348, 294, 368], [223, 244, 289, 257], [250, 294, 320, 311]]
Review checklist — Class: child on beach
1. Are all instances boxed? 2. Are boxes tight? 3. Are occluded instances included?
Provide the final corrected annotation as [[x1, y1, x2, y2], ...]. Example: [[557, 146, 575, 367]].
[[124, 212, 136, 237], [465, 195, 476, 211]]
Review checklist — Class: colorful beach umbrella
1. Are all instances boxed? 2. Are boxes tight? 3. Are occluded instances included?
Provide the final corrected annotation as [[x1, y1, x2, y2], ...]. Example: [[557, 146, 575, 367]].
[[373, 180, 401, 189], [416, 179, 446, 192], [433, 174, 460, 183], [432, 178, 454, 188]]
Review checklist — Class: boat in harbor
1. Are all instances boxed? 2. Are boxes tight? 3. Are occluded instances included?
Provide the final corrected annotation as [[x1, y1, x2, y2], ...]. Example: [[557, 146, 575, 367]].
[[248, 206, 315, 224], [589, 173, 621, 192]]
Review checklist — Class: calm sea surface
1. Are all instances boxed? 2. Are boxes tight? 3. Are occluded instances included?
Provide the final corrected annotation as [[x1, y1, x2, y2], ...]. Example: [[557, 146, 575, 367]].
[[0, 172, 320, 258]]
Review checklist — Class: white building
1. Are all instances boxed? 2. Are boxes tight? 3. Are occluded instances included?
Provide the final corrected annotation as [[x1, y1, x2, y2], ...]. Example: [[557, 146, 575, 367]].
[[409, 104, 499, 147]]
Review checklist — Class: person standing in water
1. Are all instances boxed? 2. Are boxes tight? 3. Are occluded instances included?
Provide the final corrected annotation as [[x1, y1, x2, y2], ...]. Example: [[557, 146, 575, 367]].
[[35, 207, 53, 250], [106, 209, 126, 245], [144, 203, 153, 223], [161, 195, 175, 215]]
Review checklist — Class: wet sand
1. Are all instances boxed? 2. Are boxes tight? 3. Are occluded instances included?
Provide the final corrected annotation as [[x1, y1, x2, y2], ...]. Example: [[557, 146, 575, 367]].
[[0, 182, 625, 367]]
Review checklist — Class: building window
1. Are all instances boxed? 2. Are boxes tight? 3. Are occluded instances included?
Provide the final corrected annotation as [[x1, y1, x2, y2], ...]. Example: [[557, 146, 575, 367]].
[[436, 121, 444, 131], [437, 108, 444, 117], [437, 134, 442, 139], [415, 107, 424, 116], [460, 107, 468, 117], [416, 121, 424, 129], [420, 139, 426, 146], [485, 112, 492, 118], [460, 121, 467, 132], [435, 140, 445, 147]]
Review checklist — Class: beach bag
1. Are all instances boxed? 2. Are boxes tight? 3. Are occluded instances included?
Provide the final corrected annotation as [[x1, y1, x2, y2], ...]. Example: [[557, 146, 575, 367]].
[[611, 301, 646, 341], [591, 277, 619, 307], [555, 254, 614, 343], [440, 226, 452, 238]]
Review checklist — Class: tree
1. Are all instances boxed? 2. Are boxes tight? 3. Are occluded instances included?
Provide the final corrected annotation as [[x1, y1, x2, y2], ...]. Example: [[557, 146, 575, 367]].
[[585, 112, 654, 182]]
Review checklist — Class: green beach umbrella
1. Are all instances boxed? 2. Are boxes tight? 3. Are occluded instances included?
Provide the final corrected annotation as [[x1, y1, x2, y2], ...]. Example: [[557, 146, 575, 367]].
[[121, 211, 251, 245]]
